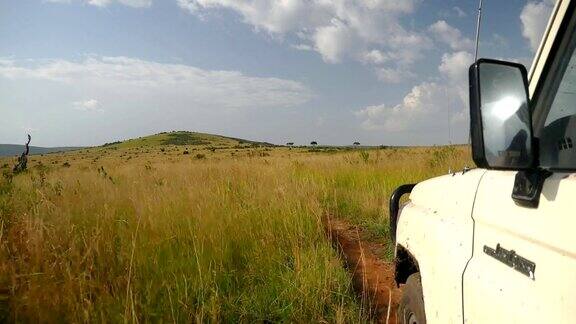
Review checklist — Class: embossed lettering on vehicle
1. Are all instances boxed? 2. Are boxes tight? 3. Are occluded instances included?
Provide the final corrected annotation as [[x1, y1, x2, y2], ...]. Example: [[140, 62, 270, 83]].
[[483, 244, 536, 280]]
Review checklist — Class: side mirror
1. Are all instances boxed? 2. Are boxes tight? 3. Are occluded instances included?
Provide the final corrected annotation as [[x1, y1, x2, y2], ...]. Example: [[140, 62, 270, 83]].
[[469, 59, 534, 169]]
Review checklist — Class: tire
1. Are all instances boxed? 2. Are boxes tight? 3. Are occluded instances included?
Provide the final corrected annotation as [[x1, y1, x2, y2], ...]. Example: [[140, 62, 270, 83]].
[[397, 273, 426, 324]]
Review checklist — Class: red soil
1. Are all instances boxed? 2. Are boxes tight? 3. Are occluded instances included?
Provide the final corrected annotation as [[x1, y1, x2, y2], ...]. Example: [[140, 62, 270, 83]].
[[325, 218, 402, 324]]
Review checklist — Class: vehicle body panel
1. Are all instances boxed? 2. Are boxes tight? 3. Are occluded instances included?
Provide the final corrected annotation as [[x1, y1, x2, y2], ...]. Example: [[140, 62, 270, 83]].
[[396, 169, 485, 324], [462, 0, 576, 321], [463, 171, 576, 322]]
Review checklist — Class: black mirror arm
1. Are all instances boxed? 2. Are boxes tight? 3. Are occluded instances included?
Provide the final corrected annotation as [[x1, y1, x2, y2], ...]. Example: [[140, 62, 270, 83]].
[[511, 167, 551, 208]]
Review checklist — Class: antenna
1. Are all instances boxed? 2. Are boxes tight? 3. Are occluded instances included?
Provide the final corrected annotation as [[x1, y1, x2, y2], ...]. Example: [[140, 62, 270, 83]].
[[474, 0, 483, 61], [446, 86, 453, 174], [468, 0, 484, 148]]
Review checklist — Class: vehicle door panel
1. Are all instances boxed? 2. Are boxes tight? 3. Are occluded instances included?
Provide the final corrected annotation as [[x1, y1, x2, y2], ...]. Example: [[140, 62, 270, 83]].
[[463, 170, 576, 323]]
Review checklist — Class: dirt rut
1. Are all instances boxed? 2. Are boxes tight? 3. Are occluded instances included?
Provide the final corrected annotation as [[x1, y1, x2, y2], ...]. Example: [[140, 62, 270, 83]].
[[325, 218, 402, 324]]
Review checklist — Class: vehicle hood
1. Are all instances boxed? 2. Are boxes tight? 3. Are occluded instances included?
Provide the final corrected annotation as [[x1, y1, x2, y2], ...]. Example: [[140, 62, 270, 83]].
[[409, 168, 487, 215]]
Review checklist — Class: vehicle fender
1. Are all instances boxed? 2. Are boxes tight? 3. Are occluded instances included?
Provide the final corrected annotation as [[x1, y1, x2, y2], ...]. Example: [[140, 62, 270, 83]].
[[395, 168, 486, 324]]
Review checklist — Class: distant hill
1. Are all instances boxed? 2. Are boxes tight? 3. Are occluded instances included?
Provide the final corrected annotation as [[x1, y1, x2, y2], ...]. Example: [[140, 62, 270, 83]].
[[100, 131, 276, 149], [0, 144, 84, 157], [0, 131, 274, 157]]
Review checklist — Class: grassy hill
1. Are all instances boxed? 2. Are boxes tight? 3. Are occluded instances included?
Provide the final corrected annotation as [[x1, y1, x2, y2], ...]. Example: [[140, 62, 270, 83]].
[[0, 131, 274, 158], [0, 144, 83, 157], [100, 131, 276, 149]]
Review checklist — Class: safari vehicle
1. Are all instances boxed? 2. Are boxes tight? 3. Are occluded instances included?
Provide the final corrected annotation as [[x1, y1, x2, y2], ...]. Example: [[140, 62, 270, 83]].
[[390, 0, 576, 323]]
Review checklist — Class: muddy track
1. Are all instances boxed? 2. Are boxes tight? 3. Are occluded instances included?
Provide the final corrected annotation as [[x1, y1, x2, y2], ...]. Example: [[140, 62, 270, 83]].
[[325, 217, 402, 324]]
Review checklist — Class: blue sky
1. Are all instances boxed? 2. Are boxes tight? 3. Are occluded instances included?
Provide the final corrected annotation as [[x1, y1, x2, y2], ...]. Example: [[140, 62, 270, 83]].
[[0, 0, 555, 147]]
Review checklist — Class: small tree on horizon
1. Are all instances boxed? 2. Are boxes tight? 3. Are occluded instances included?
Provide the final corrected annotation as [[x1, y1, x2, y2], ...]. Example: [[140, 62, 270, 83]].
[[310, 141, 318, 146], [13, 134, 31, 174], [353, 142, 360, 146], [286, 142, 294, 146]]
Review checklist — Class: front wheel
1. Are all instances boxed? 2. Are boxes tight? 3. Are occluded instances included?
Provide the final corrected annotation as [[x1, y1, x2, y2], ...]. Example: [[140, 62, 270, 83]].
[[397, 273, 426, 324]]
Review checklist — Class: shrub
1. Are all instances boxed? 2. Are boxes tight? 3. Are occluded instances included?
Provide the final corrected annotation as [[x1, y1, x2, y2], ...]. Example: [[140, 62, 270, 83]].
[[161, 132, 210, 146], [102, 140, 122, 147]]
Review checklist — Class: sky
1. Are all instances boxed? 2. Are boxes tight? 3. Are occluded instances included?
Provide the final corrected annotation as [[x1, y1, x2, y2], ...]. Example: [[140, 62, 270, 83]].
[[0, 0, 557, 147]]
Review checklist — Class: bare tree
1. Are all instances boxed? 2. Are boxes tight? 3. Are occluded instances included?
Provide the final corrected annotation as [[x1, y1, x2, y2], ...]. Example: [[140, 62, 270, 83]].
[[13, 134, 31, 174]]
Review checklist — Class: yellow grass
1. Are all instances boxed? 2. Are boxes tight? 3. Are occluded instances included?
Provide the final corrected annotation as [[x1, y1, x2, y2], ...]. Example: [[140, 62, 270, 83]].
[[0, 144, 471, 322]]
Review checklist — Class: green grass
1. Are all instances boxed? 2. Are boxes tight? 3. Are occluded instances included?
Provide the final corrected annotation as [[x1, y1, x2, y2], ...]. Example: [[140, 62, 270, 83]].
[[0, 142, 471, 322]]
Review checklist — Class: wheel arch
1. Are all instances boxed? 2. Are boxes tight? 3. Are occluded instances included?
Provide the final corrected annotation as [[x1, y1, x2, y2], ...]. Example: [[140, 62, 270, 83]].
[[395, 244, 420, 285]]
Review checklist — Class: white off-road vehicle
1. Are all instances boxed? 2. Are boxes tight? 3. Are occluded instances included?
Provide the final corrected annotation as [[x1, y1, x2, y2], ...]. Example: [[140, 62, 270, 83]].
[[390, 1, 576, 323]]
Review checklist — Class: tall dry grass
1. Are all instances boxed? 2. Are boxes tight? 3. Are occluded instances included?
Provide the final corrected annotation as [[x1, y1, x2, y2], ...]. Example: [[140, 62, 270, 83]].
[[0, 145, 470, 322]]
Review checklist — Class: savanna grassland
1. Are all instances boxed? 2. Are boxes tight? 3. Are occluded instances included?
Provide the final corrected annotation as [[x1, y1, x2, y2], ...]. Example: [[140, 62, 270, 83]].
[[0, 131, 471, 323]]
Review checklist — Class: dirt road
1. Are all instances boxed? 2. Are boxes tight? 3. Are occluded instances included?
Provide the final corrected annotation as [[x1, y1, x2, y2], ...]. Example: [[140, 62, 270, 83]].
[[325, 218, 402, 324]]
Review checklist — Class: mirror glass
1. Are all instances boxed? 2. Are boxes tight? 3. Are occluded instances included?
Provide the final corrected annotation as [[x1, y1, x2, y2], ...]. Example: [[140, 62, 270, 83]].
[[479, 62, 532, 168]]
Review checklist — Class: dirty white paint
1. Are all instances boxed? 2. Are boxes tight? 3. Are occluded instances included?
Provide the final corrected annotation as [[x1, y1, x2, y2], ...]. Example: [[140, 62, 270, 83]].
[[396, 169, 485, 323], [463, 171, 576, 323]]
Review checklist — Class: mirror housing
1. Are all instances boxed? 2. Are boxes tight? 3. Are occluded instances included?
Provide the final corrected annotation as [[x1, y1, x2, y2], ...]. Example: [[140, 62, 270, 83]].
[[469, 59, 534, 170]]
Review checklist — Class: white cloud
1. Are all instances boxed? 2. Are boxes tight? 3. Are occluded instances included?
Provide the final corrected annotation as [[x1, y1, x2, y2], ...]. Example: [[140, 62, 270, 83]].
[[356, 51, 473, 135], [177, 0, 431, 81], [429, 20, 474, 51], [177, 0, 333, 34], [0, 56, 313, 110], [176, 0, 199, 12], [520, 0, 556, 51], [312, 18, 358, 63], [355, 82, 446, 132], [376, 67, 415, 83], [72, 99, 102, 112], [45, 0, 152, 8], [117, 0, 151, 7], [87, 0, 111, 6], [361, 50, 390, 65], [438, 51, 473, 106], [439, 6, 467, 19], [453, 6, 467, 18], [44, 0, 72, 3], [292, 44, 313, 51], [0, 59, 14, 66], [438, 51, 472, 85]]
